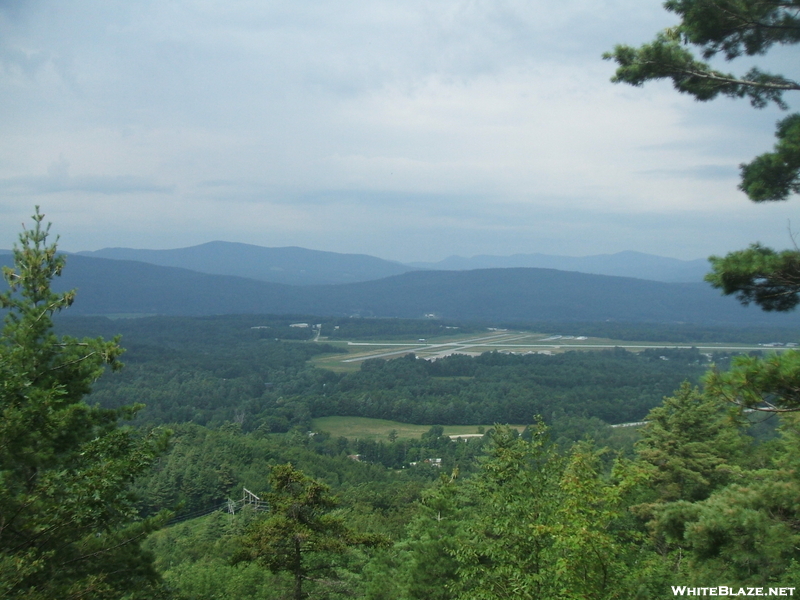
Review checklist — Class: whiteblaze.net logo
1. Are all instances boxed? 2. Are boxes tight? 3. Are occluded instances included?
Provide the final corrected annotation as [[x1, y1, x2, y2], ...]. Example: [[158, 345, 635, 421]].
[[672, 587, 795, 597]]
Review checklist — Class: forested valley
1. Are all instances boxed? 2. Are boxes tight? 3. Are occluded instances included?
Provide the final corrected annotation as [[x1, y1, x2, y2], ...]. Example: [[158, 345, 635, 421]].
[[59, 314, 721, 430], [3, 213, 800, 600], [9, 3, 800, 585], [26, 311, 795, 599]]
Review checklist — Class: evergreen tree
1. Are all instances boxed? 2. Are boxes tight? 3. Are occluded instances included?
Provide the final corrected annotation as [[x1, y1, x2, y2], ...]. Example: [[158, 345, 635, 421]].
[[0, 209, 168, 599], [635, 383, 747, 504], [605, 1, 800, 305], [606, 1, 800, 411], [639, 408, 800, 587], [402, 471, 462, 600], [233, 463, 387, 600], [705, 349, 800, 411], [624, 385, 761, 591]]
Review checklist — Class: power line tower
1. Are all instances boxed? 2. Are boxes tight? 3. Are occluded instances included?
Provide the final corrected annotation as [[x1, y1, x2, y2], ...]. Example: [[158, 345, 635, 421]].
[[242, 487, 267, 511]]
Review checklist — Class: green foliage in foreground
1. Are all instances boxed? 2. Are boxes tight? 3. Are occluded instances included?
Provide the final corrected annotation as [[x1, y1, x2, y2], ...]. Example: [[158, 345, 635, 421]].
[[145, 510, 280, 599], [233, 464, 388, 600], [9, 218, 799, 596], [141, 383, 800, 600], [605, 1, 799, 150], [0, 210, 167, 599], [706, 244, 800, 313]]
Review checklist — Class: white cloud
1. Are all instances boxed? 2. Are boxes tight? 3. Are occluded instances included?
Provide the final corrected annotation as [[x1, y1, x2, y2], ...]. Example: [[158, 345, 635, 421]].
[[0, 156, 173, 195], [0, 0, 797, 262]]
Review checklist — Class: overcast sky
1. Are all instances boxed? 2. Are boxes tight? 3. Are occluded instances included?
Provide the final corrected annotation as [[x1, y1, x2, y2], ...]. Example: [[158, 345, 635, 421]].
[[1, 0, 797, 262]]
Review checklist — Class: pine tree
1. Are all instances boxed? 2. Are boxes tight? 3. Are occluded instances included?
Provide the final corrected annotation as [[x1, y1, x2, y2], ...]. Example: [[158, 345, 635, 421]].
[[0, 208, 167, 599], [635, 383, 747, 503], [233, 463, 387, 600], [605, 1, 800, 411]]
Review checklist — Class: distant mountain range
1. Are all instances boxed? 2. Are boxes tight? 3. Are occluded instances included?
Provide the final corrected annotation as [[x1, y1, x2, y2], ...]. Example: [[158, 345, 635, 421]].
[[1, 251, 797, 326], [75, 242, 710, 284], [409, 251, 710, 283], [77, 242, 413, 286]]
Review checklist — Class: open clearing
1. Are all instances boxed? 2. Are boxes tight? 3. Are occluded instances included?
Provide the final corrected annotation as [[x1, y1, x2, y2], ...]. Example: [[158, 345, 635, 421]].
[[311, 416, 525, 441], [310, 329, 781, 372]]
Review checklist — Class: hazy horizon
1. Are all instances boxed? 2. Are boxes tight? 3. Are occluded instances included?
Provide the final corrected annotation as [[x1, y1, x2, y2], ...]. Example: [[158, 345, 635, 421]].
[[73, 241, 711, 265]]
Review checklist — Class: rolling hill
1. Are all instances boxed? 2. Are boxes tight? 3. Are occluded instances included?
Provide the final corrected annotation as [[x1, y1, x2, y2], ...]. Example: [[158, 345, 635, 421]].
[[2, 252, 798, 326], [409, 251, 710, 282]]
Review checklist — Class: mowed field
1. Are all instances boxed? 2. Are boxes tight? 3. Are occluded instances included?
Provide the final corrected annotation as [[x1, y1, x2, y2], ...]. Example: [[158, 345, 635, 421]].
[[311, 416, 525, 441]]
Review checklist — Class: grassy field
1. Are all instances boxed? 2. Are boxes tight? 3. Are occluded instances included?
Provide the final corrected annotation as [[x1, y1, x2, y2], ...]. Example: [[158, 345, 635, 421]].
[[311, 415, 525, 441], [311, 343, 385, 373]]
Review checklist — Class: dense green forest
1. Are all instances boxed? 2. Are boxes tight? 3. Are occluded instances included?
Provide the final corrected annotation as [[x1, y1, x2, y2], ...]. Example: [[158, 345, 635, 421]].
[[7, 0, 800, 594], [54, 315, 716, 430], [135, 404, 800, 599], [41, 313, 798, 598], [3, 215, 799, 600], [307, 348, 711, 425]]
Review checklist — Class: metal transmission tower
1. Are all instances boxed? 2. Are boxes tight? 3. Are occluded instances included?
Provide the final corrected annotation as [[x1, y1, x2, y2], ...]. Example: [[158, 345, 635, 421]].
[[241, 487, 268, 511], [166, 486, 269, 526]]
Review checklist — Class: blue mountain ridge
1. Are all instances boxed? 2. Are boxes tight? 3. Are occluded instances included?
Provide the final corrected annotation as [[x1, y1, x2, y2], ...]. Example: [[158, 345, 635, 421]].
[[0, 252, 796, 326], [76, 242, 709, 284]]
